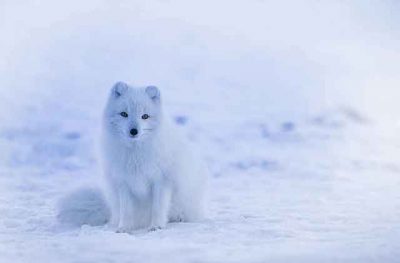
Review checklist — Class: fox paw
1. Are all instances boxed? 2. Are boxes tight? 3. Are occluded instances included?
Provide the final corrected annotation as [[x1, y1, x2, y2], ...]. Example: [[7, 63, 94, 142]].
[[116, 226, 134, 234], [148, 226, 162, 232]]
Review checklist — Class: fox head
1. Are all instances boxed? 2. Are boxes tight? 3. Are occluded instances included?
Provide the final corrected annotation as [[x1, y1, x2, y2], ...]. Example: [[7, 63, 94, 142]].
[[103, 81, 162, 144]]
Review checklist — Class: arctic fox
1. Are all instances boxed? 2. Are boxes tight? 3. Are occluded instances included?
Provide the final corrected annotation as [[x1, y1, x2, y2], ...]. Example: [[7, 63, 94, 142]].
[[101, 82, 207, 232], [58, 82, 207, 232]]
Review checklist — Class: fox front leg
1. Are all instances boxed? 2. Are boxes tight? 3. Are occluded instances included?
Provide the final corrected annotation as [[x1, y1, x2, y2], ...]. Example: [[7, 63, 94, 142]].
[[116, 185, 136, 233], [149, 182, 171, 231]]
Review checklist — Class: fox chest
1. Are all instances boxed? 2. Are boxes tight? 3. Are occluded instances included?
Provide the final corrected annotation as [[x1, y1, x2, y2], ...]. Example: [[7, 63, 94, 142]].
[[120, 158, 164, 196]]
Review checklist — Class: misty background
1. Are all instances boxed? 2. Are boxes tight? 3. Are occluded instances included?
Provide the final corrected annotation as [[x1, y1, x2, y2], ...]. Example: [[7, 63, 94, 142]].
[[1, 0, 400, 125]]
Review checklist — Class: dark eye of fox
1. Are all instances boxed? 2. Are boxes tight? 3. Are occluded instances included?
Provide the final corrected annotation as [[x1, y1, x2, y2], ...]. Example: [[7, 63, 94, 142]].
[[142, 114, 149, 120], [120, 112, 128, 118]]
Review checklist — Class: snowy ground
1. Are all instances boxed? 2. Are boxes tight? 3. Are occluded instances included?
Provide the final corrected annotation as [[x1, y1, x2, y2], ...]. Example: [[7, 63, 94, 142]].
[[1, 1, 400, 262]]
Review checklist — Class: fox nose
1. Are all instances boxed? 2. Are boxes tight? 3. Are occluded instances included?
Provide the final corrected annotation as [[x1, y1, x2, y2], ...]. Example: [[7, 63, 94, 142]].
[[130, 128, 138, 136]]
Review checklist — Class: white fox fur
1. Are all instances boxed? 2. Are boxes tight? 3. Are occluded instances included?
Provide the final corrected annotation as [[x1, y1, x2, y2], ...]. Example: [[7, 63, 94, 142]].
[[57, 82, 207, 232], [57, 187, 110, 227], [101, 82, 207, 232]]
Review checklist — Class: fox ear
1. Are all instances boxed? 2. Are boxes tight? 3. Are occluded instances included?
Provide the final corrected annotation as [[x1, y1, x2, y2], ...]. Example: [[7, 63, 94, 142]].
[[145, 85, 160, 102], [111, 81, 128, 98]]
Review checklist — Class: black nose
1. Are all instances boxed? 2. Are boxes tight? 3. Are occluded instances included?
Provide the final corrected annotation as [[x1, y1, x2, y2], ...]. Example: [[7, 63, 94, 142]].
[[130, 128, 138, 136]]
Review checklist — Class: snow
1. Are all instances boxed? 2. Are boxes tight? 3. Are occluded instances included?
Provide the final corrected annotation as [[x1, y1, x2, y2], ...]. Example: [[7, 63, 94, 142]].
[[1, 1, 400, 262]]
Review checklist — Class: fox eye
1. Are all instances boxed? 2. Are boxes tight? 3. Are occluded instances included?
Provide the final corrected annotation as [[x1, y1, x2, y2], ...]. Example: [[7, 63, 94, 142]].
[[120, 112, 128, 118], [141, 114, 149, 120]]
